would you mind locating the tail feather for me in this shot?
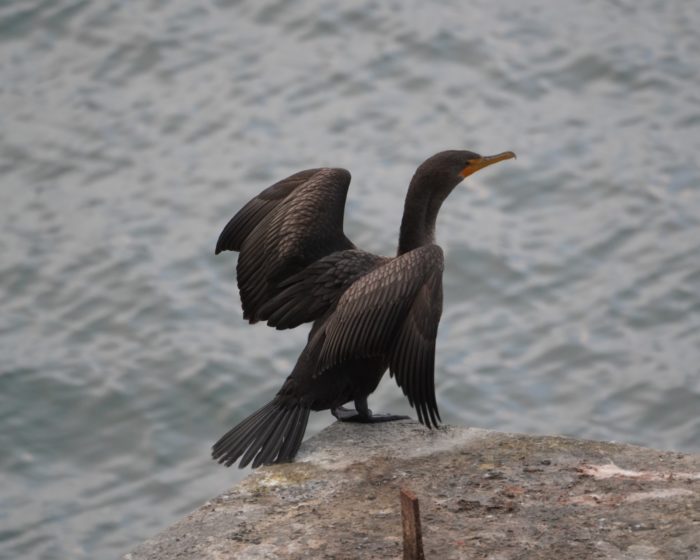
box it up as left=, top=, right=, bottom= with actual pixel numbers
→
left=240, top=410, right=286, bottom=467
left=278, top=407, right=310, bottom=460
left=213, top=404, right=277, bottom=457
left=212, top=401, right=310, bottom=468
left=254, top=411, right=292, bottom=466
left=213, top=406, right=277, bottom=467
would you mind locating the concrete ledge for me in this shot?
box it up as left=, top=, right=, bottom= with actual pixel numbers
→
left=125, top=421, right=700, bottom=559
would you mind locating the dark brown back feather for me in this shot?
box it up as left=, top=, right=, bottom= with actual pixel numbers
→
left=258, top=249, right=389, bottom=329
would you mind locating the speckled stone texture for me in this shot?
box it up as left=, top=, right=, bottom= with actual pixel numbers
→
left=125, top=421, right=700, bottom=560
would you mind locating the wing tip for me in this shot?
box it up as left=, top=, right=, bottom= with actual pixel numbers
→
left=214, top=234, right=229, bottom=254
left=215, top=230, right=238, bottom=255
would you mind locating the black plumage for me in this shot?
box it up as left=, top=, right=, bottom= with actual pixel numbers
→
left=212, top=149, right=515, bottom=468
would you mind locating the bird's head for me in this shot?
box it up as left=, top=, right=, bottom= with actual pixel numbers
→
left=400, top=149, right=516, bottom=253
left=416, top=149, right=517, bottom=188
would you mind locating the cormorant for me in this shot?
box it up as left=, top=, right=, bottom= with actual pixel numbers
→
left=212, top=149, right=515, bottom=468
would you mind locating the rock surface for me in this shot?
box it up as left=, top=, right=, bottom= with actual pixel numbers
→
left=125, top=421, right=700, bottom=560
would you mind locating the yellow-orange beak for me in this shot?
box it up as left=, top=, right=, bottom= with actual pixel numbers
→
left=460, top=151, right=516, bottom=178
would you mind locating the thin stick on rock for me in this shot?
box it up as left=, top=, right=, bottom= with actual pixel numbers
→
left=400, top=487, right=425, bottom=560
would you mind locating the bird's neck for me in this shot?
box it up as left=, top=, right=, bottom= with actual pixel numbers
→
left=397, top=170, right=454, bottom=255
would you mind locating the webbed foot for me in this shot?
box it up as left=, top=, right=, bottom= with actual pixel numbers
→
left=331, top=398, right=410, bottom=424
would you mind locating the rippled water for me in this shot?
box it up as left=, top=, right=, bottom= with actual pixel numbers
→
left=1, top=0, right=699, bottom=558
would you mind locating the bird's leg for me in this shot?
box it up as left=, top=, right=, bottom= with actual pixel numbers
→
left=331, top=405, right=359, bottom=421
left=332, top=397, right=410, bottom=423
left=355, top=397, right=410, bottom=422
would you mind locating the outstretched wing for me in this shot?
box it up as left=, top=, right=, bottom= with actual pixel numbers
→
left=389, top=264, right=443, bottom=428
left=216, top=168, right=322, bottom=254
left=316, top=244, right=444, bottom=427
left=216, top=168, right=354, bottom=324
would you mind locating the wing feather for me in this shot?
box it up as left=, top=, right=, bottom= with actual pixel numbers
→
left=257, top=250, right=388, bottom=329
left=215, top=168, right=354, bottom=323
left=216, top=168, right=322, bottom=254
left=389, top=269, right=443, bottom=427
left=318, top=246, right=442, bottom=368
left=314, top=245, right=444, bottom=427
